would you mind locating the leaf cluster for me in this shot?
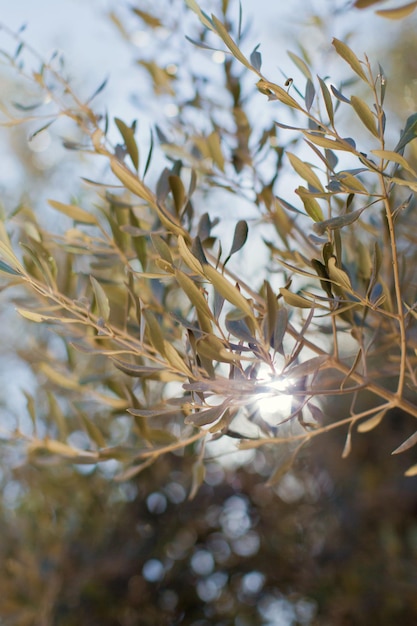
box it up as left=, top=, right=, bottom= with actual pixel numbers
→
left=0, top=1, right=417, bottom=488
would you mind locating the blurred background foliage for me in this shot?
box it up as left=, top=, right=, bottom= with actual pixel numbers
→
left=0, top=1, right=417, bottom=624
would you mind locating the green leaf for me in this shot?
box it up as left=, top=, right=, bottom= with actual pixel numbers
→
left=257, top=79, right=303, bottom=111
left=332, top=38, right=369, bottom=83
left=304, top=133, right=355, bottom=152
left=48, top=199, right=97, bottom=225
left=0, top=259, right=22, bottom=275
left=204, top=264, right=254, bottom=319
left=175, top=269, right=213, bottom=322
left=279, top=288, right=314, bottom=309
left=225, top=316, right=255, bottom=342
left=115, top=117, right=139, bottom=170
left=265, top=456, right=296, bottom=487
left=313, top=206, right=367, bottom=235
left=295, top=186, right=324, bottom=222
left=327, top=256, right=352, bottom=291
left=16, top=308, right=60, bottom=323
left=337, top=172, right=368, bottom=193
left=169, top=175, right=186, bottom=214
left=224, top=220, right=248, bottom=266
left=28, top=438, right=98, bottom=462
left=286, top=355, right=327, bottom=379
left=287, top=51, right=312, bottom=80
left=185, top=403, right=226, bottom=427
left=163, top=341, right=192, bottom=376
left=196, top=334, right=241, bottom=362
left=90, top=276, right=110, bottom=322
left=287, top=153, right=324, bottom=191
left=112, top=358, right=164, bottom=378
left=143, top=309, right=166, bottom=356
left=207, top=131, right=225, bottom=171
left=39, top=362, right=80, bottom=391
left=185, top=0, right=215, bottom=32
left=376, top=1, right=417, bottom=19
left=342, top=430, right=352, bottom=458
left=318, top=76, right=334, bottom=126
left=392, top=429, right=417, bottom=454
left=132, top=7, right=163, bottom=27
left=210, top=14, right=253, bottom=71
left=357, top=409, right=386, bottom=433
left=393, top=112, right=417, bottom=153
left=189, top=458, right=206, bottom=500
left=404, top=463, right=417, bottom=477
left=305, top=79, right=316, bottom=111
left=0, top=241, right=24, bottom=274
left=178, top=235, right=205, bottom=276
left=77, top=409, right=107, bottom=448
left=350, top=96, right=379, bottom=137
left=371, top=149, right=417, bottom=176
left=151, top=234, right=173, bottom=264
left=110, top=158, right=155, bottom=204
left=354, top=0, right=385, bottom=7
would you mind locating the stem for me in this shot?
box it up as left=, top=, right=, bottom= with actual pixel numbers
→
left=380, top=174, right=407, bottom=398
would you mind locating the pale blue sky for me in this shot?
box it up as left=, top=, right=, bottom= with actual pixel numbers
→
left=0, top=0, right=410, bottom=127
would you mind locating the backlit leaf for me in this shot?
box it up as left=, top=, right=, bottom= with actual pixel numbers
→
left=287, top=153, right=324, bottom=191
left=28, top=438, right=97, bottom=461
left=286, top=356, right=327, bottom=379
left=48, top=199, right=97, bottom=224
left=342, top=430, right=352, bottom=458
left=332, top=38, right=368, bottom=83
left=357, top=409, right=386, bottom=433
left=163, top=341, right=192, bottom=376
left=169, top=175, right=186, bottom=214
left=350, top=96, right=379, bottom=137
left=143, top=309, right=166, bottom=356
left=392, top=429, right=417, bottom=454
left=404, top=463, right=417, bottom=477
left=279, top=288, right=314, bottom=309
left=178, top=235, right=205, bottom=276
left=185, top=403, right=226, bottom=427
left=175, top=269, right=213, bottom=321
left=371, top=149, right=417, bottom=176
left=327, top=256, right=352, bottom=291
left=207, top=131, right=225, bottom=171
left=257, top=79, right=303, bottom=110
left=376, top=1, right=417, bottom=19
left=189, top=458, right=206, bottom=500
left=204, top=264, right=254, bottom=319
left=185, top=0, right=215, bottom=32
left=304, top=133, right=355, bottom=152
left=287, top=51, right=312, bottom=80
left=112, top=358, right=164, bottom=378
left=354, top=0, right=386, bottom=7
left=295, top=186, right=324, bottom=221
left=90, top=276, right=110, bottom=322
left=210, top=14, right=253, bottom=71
left=115, top=117, right=139, bottom=170
left=110, top=158, right=155, bottom=205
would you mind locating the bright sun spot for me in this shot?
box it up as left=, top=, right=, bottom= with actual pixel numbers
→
left=253, top=364, right=294, bottom=424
